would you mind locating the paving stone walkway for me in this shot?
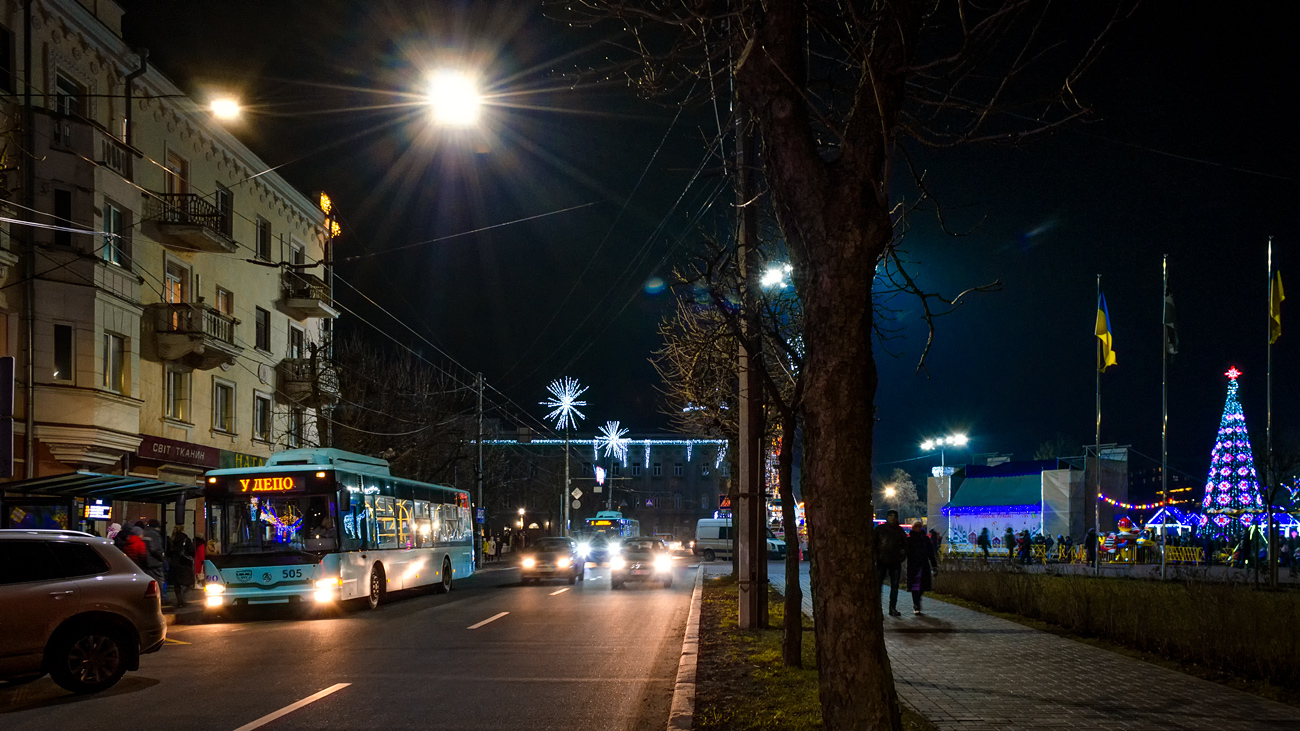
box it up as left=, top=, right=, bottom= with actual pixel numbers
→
left=767, top=561, right=1300, bottom=730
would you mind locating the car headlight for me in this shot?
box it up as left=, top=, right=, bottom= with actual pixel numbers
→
left=611, top=557, right=627, bottom=570
left=577, top=542, right=591, bottom=556
left=654, top=555, right=673, bottom=572
left=556, top=557, right=571, bottom=568
left=315, top=578, right=341, bottom=589
left=204, top=584, right=225, bottom=595
left=522, top=557, right=536, bottom=568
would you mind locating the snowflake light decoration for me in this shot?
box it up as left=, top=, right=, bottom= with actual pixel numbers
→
left=540, top=377, right=588, bottom=431
left=596, top=421, right=631, bottom=465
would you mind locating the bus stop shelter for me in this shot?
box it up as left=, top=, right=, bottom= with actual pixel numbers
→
left=1, top=472, right=200, bottom=535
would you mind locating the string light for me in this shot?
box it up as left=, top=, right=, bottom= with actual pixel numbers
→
left=540, top=377, right=588, bottom=431
left=595, top=421, right=631, bottom=465
left=942, top=504, right=1040, bottom=517
left=1098, top=494, right=1192, bottom=511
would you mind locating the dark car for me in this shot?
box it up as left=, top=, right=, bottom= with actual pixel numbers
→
left=611, top=538, right=674, bottom=589
left=520, top=537, right=585, bottom=585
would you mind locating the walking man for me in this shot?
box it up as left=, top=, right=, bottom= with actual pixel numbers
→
left=1004, top=526, right=1016, bottom=563
left=875, top=510, right=907, bottom=617
left=977, top=528, right=991, bottom=561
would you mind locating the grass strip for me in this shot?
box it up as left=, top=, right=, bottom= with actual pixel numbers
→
left=694, top=575, right=936, bottom=731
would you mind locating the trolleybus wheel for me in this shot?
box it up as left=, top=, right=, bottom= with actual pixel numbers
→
left=434, top=557, right=453, bottom=594
left=366, top=565, right=385, bottom=610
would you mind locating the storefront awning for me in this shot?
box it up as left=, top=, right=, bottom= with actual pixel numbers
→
left=2, top=472, right=200, bottom=503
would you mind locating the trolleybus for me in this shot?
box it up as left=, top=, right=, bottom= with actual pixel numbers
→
left=200, top=448, right=473, bottom=611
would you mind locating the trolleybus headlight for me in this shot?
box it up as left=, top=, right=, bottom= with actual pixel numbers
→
left=522, top=557, right=536, bottom=569
left=205, top=584, right=225, bottom=595
left=654, top=555, right=673, bottom=572
left=206, top=595, right=223, bottom=607
left=315, top=578, right=342, bottom=589
left=314, top=590, right=334, bottom=603
left=577, top=542, right=591, bottom=557
left=610, top=557, right=627, bottom=570
left=556, top=557, right=571, bottom=569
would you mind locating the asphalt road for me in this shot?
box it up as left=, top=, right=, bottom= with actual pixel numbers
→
left=0, top=561, right=694, bottom=731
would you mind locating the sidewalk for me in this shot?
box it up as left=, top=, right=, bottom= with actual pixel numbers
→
left=767, top=561, right=1300, bottom=730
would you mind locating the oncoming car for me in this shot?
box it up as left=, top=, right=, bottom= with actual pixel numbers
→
left=610, top=538, right=674, bottom=589
left=520, top=537, right=585, bottom=584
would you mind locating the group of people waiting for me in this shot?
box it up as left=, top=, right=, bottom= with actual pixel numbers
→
left=108, top=520, right=207, bottom=608
left=873, top=510, right=940, bottom=616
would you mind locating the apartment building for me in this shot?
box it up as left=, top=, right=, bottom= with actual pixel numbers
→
left=0, top=0, right=337, bottom=531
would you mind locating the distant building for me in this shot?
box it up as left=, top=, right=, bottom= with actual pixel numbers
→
left=0, top=0, right=337, bottom=534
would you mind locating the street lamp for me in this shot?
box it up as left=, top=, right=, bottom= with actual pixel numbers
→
left=920, top=433, right=969, bottom=475
left=760, top=263, right=793, bottom=289
left=210, top=97, right=240, bottom=120
left=428, top=70, right=482, bottom=127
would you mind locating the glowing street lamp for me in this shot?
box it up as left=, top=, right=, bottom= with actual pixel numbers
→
left=884, top=486, right=897, bottom=499
left=210, top=97, right=241, bottom=120
left=760, top=263, right=794, bottom=289
left=920, top=433, right=969, bottom=476
left=428, top=71, right=482, bottom=127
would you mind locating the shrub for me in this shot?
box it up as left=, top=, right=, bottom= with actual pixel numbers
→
left=934, top=563, right=1300, bottom=688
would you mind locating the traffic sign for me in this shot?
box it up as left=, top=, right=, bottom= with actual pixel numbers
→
left=571, top=488, right=583, bottom=500
left=571, top=500, right=581, bottom=509
left=475, top=508, right=485, bottom=524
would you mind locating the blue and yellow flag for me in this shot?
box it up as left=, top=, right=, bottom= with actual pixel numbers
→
left=1270, top=270, right=1284, bottom=345
left=1096, top=293, right=1117, bottom=372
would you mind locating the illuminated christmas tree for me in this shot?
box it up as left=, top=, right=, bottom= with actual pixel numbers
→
left=1201, top=367, right=1265, bottom=537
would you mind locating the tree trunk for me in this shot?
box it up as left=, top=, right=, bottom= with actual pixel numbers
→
left=736, top=0, right=916, bottom=726
left=777, top=409, right=803, bottom=667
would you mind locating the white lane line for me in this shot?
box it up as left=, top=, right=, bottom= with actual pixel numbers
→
left=549, top=587, right=571, bottom=596
left=231, top=683, right=350, bottom=731
left=467, top=611, right=510, bottom=629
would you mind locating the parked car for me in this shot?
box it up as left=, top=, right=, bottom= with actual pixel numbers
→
left=519, top=537, right=585, bottom=584
left=0, top=529, right=166, bottom=694
left=611, top=538, right=674, bottom=589
left=693, top=518, right=787, bottom=562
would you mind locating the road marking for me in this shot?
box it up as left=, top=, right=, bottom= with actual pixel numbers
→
left=231, top=683, right=350, bottom=731
left=163, top=638, right=191, bottom=645
left=467, top=611, right=509, bottom=629
left=549, top=587, right=571, bottom=595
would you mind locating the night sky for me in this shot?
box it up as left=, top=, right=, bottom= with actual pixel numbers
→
left=120, top=2, right=1297, bottom=500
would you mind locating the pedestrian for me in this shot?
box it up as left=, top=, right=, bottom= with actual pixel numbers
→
left=193, top=535, right=207, bottom=586
left=119, top=523, right=148, bottom=570
left=1018, top=531, right=1032, bottom=565
left=905, top=522, right=939, bottom=615
left=874, top=509, right=907, bottom=617
left=138, top=519, right=167, bottom=588
left=1044, top=533, right=1055, bottom=562
left=1004, top=526, right=1016, bottom=562
left=928, top=529, right=943, bottom=558
left=493, top=534, right=502, bottom=561
left=977, top=528, right=991, bottom=561
left=107, top=522, right=122, bottom=541
left=1086, top=528, right=1098, bottom=565
left=483, top=535, right=492, bottom=560
left=167, top=527, right=195, bottom=608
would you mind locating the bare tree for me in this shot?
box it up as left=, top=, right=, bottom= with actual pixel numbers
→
left=559, top=1, right=1128, bottom=725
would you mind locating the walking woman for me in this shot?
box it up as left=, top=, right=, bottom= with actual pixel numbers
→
left=905, top=522, right=939, bottom=615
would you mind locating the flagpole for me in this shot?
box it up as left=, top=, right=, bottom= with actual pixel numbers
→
left=1095, top=273, right=1102, bottom=576
left=1161, top=255, right=1169, bottom=580
left=1267, top=237, right=1276, bottom=588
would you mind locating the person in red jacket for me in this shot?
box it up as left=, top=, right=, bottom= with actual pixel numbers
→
left=193, top=535, right=207, bottom=584
left=119, top=523, right=148, bottom=569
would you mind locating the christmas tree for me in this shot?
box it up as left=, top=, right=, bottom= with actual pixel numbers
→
left=1200, top=367, right=1265, bottom=537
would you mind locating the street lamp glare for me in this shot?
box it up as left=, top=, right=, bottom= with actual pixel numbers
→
left=884, top=486, right=897, bottom=498
left=951, top=433, right=969, bottom=446
left=920, top=440, right=935, bottom=451
left=210, top=98, right=240, bottom=120
left=518, top=507, right=525, bottom=516
left=429, top=71, right=482, bottom=127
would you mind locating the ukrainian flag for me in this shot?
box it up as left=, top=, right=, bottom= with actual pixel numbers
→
left=1270, top=270, right=1284, bottom=345
left=1096, top=293, right=1117, bottom=372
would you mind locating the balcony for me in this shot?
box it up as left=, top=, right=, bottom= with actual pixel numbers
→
left=282, top=270, right=339, bottom=319
left=142, top=193, right=237, bottom=254
left=148, top=302, right=242, bottom=370
left=277, top=357, right=340, bottom=409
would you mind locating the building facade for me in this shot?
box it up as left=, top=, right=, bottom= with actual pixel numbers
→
left=0, top=0, right=336, bottom=533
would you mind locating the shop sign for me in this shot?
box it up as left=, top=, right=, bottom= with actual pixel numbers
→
left=137, top=435, right=219, bottom=468
left=220, top=450, right=267, bottom=469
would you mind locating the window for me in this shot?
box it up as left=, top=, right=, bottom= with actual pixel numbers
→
left=53, top=324, right=73, bottom=382
left=0, top=24, right=13, bottom=94
left=288, top=325, right=304, bottom=359
left=612, top=463, right=622, bottom=476
left=213, top=380, right=234, bottom=433
left=55, top=73, right=83, bottom=116
left=290, top=242, right=306, bottom=266
left=215, top=287, right=234, bottom=316
left=165, top=369, right=188, bottom=421
left=214, top=184, right=233, bottom=236
left=164, top=261, right=189, bottom=303
left=48, top=541, right=110, bottom=578
left=253, top=392, right=273, bottom=442
left=632, top=464, right=642, bottom=477
left=287, top=407, right=306, bottom=447
left=673, top=493, right=683, bottom=510
left=582, top=463, right=592, bottom=476
left=701, top=464, right=711, bottom=477
left=721, top=462, right=730, bottom=476
left=652, top=463, right=662, bottom=477
left=0, top=542, right=60, bottom=584
left=101, top=202, right=126, bottom=266
left=255, top=308, right=271, bottom=351
left=164, top=152, right=188, bottom=196
left=673, top=463, right=683, bottom=477
left=101, top=333, right=124, bottom=393
left=701, top=495, right=709, bottom=510
left=53, top=189, right=73, bottom=247
left=256, top=217, right=272, bottom=260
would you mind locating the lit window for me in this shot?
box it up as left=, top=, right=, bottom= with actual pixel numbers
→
left=165, top=369, right=188, bottom=421
left=216, top=287, right=234, bottom=317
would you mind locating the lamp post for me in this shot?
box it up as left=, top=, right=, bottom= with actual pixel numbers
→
left=920, top=434, right=969, bottom=509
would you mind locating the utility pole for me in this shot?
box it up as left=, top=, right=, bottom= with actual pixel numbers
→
left=22, top=0, right=36, bottom=479
left=736, top=104, right=766, bottom=629
left=476, top=373, right=485, bottom=565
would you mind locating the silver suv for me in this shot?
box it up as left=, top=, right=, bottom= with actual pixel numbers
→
left=0, top=529, right=167, bottom=693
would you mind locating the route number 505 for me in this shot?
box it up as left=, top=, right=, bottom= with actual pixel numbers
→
left=281, top=568, right=303, bottom=579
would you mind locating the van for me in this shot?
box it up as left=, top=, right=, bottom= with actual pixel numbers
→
left=694, top=518, right=787, bottom=562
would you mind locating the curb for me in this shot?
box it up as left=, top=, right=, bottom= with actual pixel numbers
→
left=667, top=564, right=705, bottom=731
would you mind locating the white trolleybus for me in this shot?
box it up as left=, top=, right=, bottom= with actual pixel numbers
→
left=200, top=448, right=474, bottom=612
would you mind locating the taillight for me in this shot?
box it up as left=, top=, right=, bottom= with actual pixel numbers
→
left=145, top=580, right=159, bottom=598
